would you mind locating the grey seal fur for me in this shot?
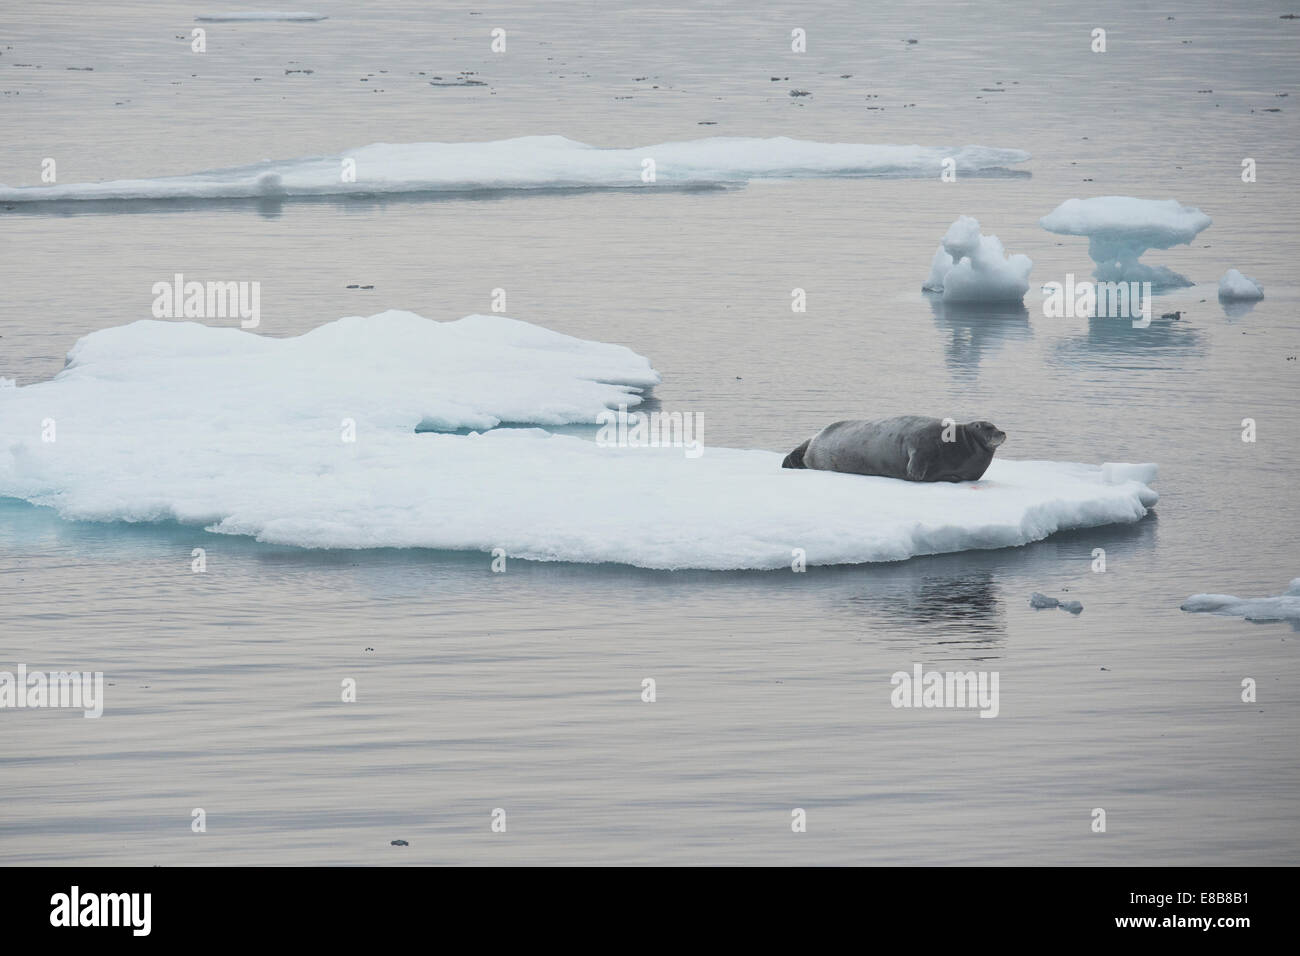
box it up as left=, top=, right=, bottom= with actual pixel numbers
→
left=782, top=416, right=1006, bottom=482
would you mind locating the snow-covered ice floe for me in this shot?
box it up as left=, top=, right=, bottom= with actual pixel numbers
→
left=0, top=136, right=1029, bottom=203
left=195, top=11, right=327, bottom=21
left=922, top=215, right=1032, bottom=304
left=1181, top=579, right=1300, bottom=625
left=0, top=312, right=1157, bottom=570
left=1039, top=196, right=1212, bottom=289
left=1217, top=268, right=1264, bottom=300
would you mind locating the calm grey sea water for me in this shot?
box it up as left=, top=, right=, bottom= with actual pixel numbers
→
left=1, top=1, right=1297, bottom=864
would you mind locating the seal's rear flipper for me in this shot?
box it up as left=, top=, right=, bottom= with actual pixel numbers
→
left=782, top=439, right=810, bottom=469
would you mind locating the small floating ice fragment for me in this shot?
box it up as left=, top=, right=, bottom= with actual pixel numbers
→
left=1181, top=579, right=1300, bottom=624
left=1217, top=268, right=1264, bottom=300
left=1029, top=593, right=1083, bottom=614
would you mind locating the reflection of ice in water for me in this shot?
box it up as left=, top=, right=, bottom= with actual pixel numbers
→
left=851, top=569, right=1005, bottom=639
left=839, top=517, right=1158, bottom=661
left=1053, top=311, right=1204, bottom=368
left=1220, top=298, right=1261, bottom=320
left=926, top=295, right=1032, bottom=382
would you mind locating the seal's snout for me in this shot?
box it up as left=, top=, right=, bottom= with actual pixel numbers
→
left=970, top=421, right=1005, bottom=448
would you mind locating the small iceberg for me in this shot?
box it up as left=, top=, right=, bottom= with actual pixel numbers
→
left=1217, top=268, right=1264, bottom=300
left=1039, top=196, right=1212, bottom=289
left=1181, top=579, right=1300, bottom=625
left=922, top=215, right=1032, bottom=304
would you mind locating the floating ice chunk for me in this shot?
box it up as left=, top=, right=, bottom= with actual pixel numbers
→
left=0, top=314, right=1157, bottom=570
left=1217, top=268, right=1264, bottom=300
left=1181, top=579, right=1300, bottom=624
left=0, top=137, right=1029, bottom=203
left=1029, top=593, right=1084, bottom=614
left=195, top=11, right=327, bottom=21
left=1039, top=197, right=1212, bottom=289
left=921, top=216, right=1033, bottom=304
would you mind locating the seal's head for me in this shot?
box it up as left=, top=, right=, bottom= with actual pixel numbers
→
left=967, top=421, right=1006, bottom=449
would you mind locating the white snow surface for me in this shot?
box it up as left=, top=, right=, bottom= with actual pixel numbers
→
left=1101, top=462, right=1159, bottom=486
left=0, top=136, right=1029, bottom=202
left=1039, top=196, right=1212, bottom=288
left=1181, top=579, right=1300, bottom=624
left=922, top=215, right=1032, bottom=303
left=0, top=313, right=1158, bottom=570
left=1217, top=269, right=1264, bottom=300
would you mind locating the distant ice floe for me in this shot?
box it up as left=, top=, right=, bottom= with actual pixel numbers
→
left=1039, top=197, right=1212, bottom=289
left=195, top=11, right=327, bottom=21
left=1217, top=268, right=1264, bottom=300
left=1181, top=579, right=1300, bottom=625
left=0, top=312, right=1157, bottom=570
left=922, top=215, right=1032, bottom=304
left=0, top=136, right=1029, bottom=203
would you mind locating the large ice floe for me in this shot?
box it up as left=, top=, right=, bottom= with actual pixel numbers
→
left=1181, top=579, right=1300, bottom=625
left=1039, top=197, right=1212, bottom=289
left=0, top=136, right=1028, bottom=203
left=0, top=312, right=1157, bottom=570
left=922, top=215, right=1033, bottom=303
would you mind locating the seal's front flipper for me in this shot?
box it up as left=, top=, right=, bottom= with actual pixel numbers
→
left=905, top=447, right=926, bottom=481
left=782, top=439, right=810, bottom=469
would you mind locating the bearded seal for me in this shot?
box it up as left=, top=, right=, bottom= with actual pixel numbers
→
left=781, top=416, right=1006, bottom=482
